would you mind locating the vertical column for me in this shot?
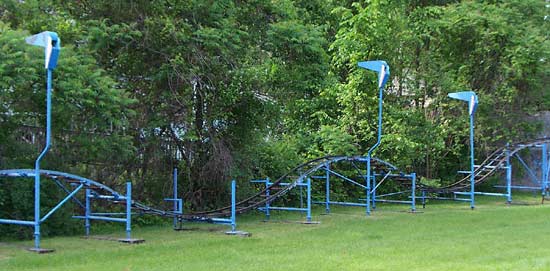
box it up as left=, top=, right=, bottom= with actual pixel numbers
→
left=325, top=164, right=330, bottom=214
left=265, top=178, right=270, bottom=220
left=411, top=173, right=416, bottom=212
left=506, top=147, right=512, bottom=204
left=85, top=188, right=91, bottom=236
left=469, top=113, right=475, bottom=210
left=306, top=177, right=312, bottom=223
left=173, top=168, right=178, bottom=229
left=542, top=144, right=548, bottom=197
left=33, top=69, right=54, bottom=250
left=366, top=158, right=371, bottom=216
left=372, top=171, right=377, bottom=210
left=34, top=174, right=40, bottom=249
left=33, top=168, right=41, bottom=250
left=125, top=182, right=132, bottom=240
left=300, top=181, right=304, bottom=208
left=231, top=180, right=236, bottom=232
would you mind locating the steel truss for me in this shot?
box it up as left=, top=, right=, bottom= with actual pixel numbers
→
left=250, top=156, right=417, bottom=222
left=418, top=138, right=550, bottom=205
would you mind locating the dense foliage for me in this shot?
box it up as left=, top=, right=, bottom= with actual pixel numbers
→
left=0, top=0, right=548, bottom=237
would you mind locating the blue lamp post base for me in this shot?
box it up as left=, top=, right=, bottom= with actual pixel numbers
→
left=225, top=230, right=251, bottom=237
left=27, top=247, right=54, bottom=254
left=117, top=238, right=145, bottom=244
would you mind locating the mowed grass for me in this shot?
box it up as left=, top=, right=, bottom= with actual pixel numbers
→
left=1, top=194, right=550, bottom=271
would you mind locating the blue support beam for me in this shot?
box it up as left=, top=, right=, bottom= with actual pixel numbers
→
left=265, top=178, right=270, bottom=220
left=376, top=191, right=409, bottom=198
left=411, top=173, right=416, bottom=212
left=366, top=160, right=371, bottom=216
left=542, top=144, right=548, bottom=197
left=327, top=168, right=367, bottom=189
left=455, top=191, right=509, bottom=197
left=25, top=31, right=61, bottom=251
left=126, top=182, right=132, bottom=240
left=372, top=171, right=376, bottom=210
left=325, top=164, right=330, bottom=214
left=52, top=179, right=85, bottom=209
left=225, top=179, right=250, bottom=236
left=306, top=178, right=311, bottom=222
left=231, top=180, right=236, bottom=231
left=257, top=176, right=314, bottom=223
left=164, top=168, right=183, bottom=229
left=358, top=60, right=390, bottom=217
left=469, top=113, right=475, bottom=209
left=514, top=153, right=539, bottom=183
left=0, top=219, right=35, bottom=226
left=448, top=90, right=478, bottom=210
left=85, top=188, right=91, bottom=235
left=259, top=207, right=308, bottom=212
left=41, top=184, right=83, bottom=223
left=173, top=168, right=178, bottom=228
left=314, top=201, right=367, bottom=207
left=74, top=215, right=127, bottom=223
left=506, top=148, right=512, bottom=203
left=494, top=185, right=543, bottom=190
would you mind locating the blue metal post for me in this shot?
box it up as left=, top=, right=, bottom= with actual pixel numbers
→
left=506, top=147, right=512, bottom=204
left=231, top=180, right=236, bottom=232
left=366, top=160, right=371, bottom=216
left=173, top=168, right=178, bottom=228
left=325, top=164, right=330, bottom=214
left=306, top=177, right=312, bottom=222
left=469, top=113, right=475, bottom=210
left=448, top=91, right=478, bottom=209
left=265, top=178, right=270, bottom=220
left=542, top=144, right=548, bottom=197
left=365, top=78, right=384, bottom=215
left=85, top=188, right=91, bottom=235
left=24, top=31, right=60, bottom=251
left=126, top=182, right=132, bottom=240
left=411, top=173, right=416, bottom=212
left=358, top=61, right=389, bottom=216
left=372, top=171, right=377, bottom=210
left=300, top=182, right=304, bottom=208
left=32, top=69, right=53, bottom=249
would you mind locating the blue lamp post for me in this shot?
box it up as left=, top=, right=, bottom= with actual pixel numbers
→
left=448, top=91, right=478, bottom=210
left=25, top=31, right=61, bottom=250
left=358, top=60, right=390, bottom=216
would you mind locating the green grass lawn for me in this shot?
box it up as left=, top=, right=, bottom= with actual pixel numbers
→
left=1, top=194, right=550, bottom=271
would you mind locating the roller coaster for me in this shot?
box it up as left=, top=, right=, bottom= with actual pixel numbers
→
left=2, top=137, right=549, bottom=249
left=420, top=137, right=550, bottom=195
left=2, top=33, right=548, bottom=253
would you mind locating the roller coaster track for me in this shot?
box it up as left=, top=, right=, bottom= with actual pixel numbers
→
left=420, top=137, right=550, bottom=193
left=0, top=156, right=398, bottom=221
left=2, top=138, right=547, bottom=221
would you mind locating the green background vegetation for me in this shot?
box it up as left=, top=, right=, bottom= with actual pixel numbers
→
left=0, top=0, right=549, bottom=238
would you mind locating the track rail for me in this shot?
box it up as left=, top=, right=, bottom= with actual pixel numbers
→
left=2, top=137, right=547, bottom=220
left=421, top=137, right=550, bottom=193
left=0, top=156, right=398, bottom=220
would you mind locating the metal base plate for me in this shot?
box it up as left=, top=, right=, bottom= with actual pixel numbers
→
left=407, top=210, right=423, bottom=214
left=301, top=221, right=321, bottom=225
left=117, top=238, right=145, bottom=244
left=27, top=247, right=55, bottom=254
left=225, top=230, right=251, bottom=237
